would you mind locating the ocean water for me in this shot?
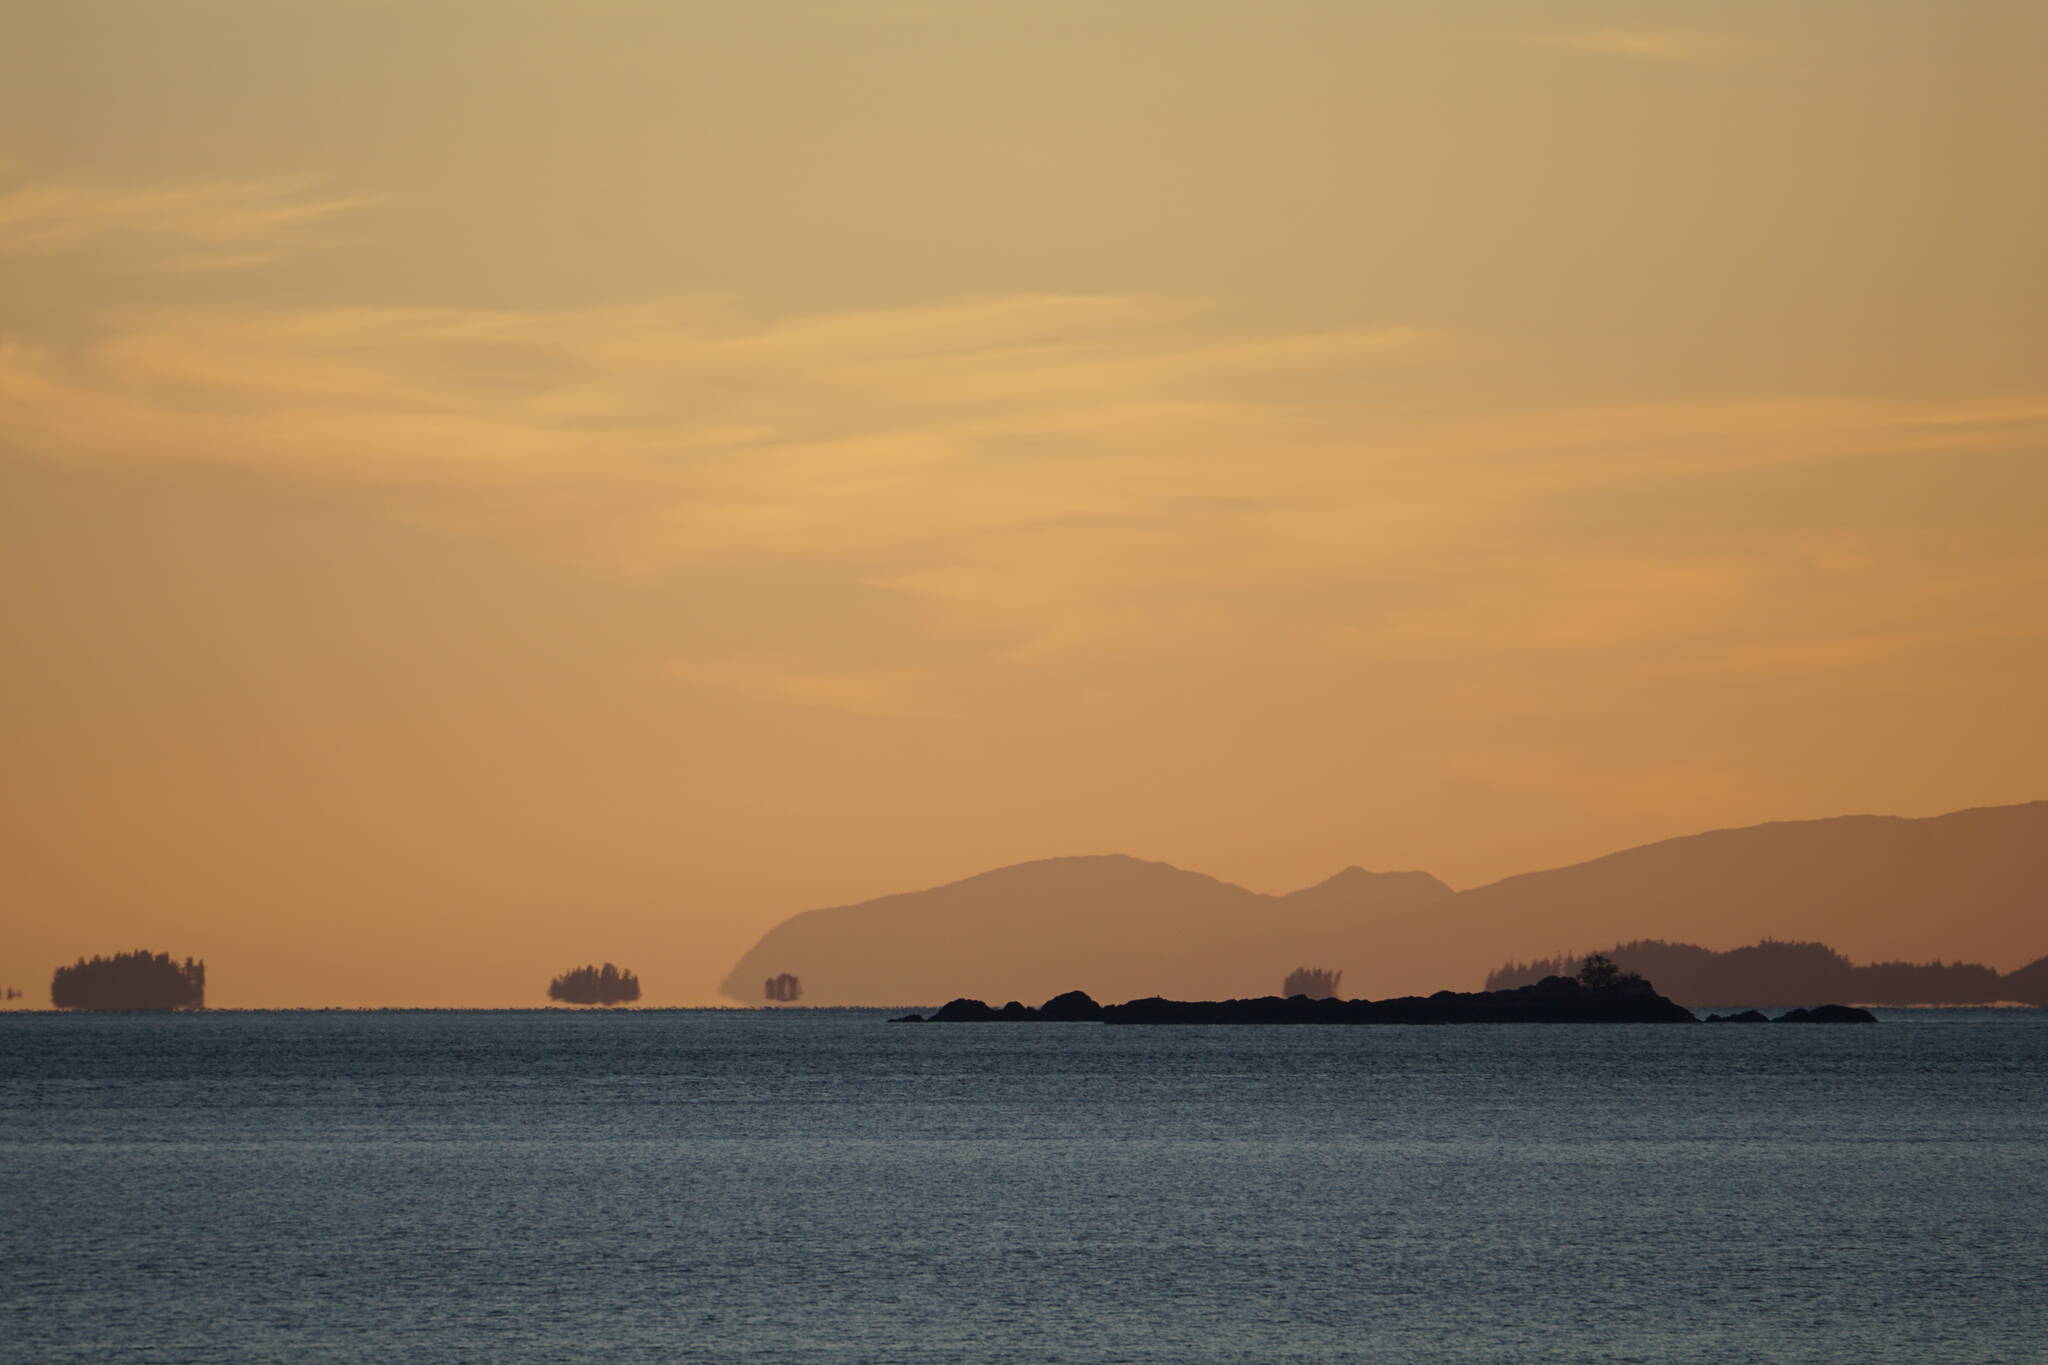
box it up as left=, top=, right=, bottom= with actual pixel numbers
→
left=1, top=1009, right=2043, bottom=1364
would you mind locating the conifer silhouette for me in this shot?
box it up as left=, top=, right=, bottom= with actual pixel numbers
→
left=1283, top=966, right=1343, bottom=999
left=1575, top=954, right=1623, bottom=989
left=547, top=963, right=642, bottom=1005
left=51, top=951, right=205, bottom=1010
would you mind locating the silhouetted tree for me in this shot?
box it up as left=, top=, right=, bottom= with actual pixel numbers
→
left=547, top=963, right=641, bottom=1005
left=764, top=972, right=802, bottom=1003
left=1576, top=954, right=1622, bottom=990
left=51, top=951, right=205, bottom=1010
left=1283, top=966, right=1343, bottom=999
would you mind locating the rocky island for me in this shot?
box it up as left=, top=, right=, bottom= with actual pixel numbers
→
left=1704, top=1005, right=1878, bottom=1023
left=894, top=972, right=1881, bottom=1025
left=51, top=950, right=206, bottom=1011
left=897, top=972, right=1706, bottom=1025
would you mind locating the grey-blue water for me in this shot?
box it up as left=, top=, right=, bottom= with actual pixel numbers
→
left=2, top=1010, right=2043, bottom=1364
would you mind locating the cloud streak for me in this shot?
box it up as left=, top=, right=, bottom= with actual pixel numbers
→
left=665, top=659, right=936, bottom=717
left=1484, top=28, right=1749, bottom=66
left=3, top=293, right=2042, bottom=711
left=0, top=168, right=378, bottom=268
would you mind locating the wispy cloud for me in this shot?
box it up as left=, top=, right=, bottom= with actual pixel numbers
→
left=0, top=169, right=379, bottom=268
left=665, top=659, right=936, bottom=717
left=2, top=293, right=2041, bottom=713
left=1484, top=28, right=1749, bottom=67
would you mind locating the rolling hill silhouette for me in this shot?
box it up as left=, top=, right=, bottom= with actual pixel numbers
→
left=1333, top=801, right=2048, bottom=999
left=718, top=856, right=1450, bottom=1006
left=1485, top=938, right=2048, bottom=1007
left=721, top=801, right=2046, bottom=1005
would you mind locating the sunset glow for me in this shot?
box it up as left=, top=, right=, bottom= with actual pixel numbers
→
left=4, top=0, right=2043, bottom=1006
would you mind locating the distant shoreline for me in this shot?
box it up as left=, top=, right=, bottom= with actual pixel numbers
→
left=0, top=1004, right=944, bottom=1016
left=3, top=1002, right=2041, bottom=1017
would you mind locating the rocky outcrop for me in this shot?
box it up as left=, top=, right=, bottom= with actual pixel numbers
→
left=1774, top=1004, right=1878, bottom=1023
left=1038, top=989, right=1106, bottom=1021
left=927, top=998, right=996, bottom=1021
left=1703, top=1005, right=1877, bottom=1022
left=907, top=975, right=1699, bottom=1025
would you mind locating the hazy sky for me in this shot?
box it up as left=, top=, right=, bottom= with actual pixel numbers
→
left=4, top=0, right=2044, bottom=1005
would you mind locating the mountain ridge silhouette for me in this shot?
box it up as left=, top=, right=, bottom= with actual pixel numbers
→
left=1337, top=800, right=2048, bottom=998
left=720, top=855, right=1452, bottom=1006
left=720, top=801, right=2046, bottom=1005
left=1485, top=937, right=2048, bottom=1008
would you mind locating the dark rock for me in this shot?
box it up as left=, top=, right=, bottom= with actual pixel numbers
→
left=1089, top=975, right=1697, bottom=1025
left=1775, top=1004, right=1878, bottom=1023
left=1704, top=1010, right=1771, bottom=1023
left=1037, top=990, right=1104, bottom=1021
left=915, top=975, right=1700, bottom=1025
left=888, top=1013, right=925, bottom=1023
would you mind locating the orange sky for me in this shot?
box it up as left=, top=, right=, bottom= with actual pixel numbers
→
left=4, top=0, right=2044, bottom=1006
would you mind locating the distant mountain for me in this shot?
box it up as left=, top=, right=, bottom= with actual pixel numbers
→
left=1484, top=939, right=2044, bottom=1007
left=718, top=855, right=1452, bottom=1006
left=1333, top=802, right=2048, bottom=999
left=2003, top=953, right=2048, bottom=1004
left=721, top=801, right=2047, bottom=1006
left=1279, top=866, right=1452, bottom=916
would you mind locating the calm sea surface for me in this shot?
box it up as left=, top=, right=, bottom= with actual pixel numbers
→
left=2, top=1009, right=2043, bottom=1363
